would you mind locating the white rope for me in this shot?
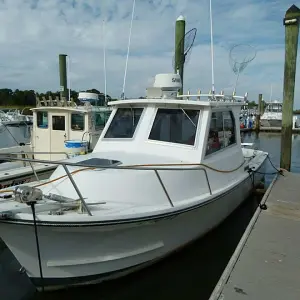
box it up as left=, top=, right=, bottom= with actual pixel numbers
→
left=122, top=0, right=136, bottom=99
left=102, top=19, right=107, bottom=105
left=209, top=0, right=215, bottom=96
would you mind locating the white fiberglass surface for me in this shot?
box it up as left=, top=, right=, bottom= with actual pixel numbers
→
left=0, top=147, right=266, bottom=223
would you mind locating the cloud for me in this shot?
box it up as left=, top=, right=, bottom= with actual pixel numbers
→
left=0, top=0, right=298, bottom=106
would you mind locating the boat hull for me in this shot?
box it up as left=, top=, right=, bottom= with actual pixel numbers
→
left=0, top=164, right=266, bottom=291
left=260, top=119, right=282, bottom=128
left=0, top=167, right=55, bottom=190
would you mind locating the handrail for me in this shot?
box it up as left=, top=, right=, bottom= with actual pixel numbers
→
left=0, top=152, right=70, bottom=159
left=176, top=93, right=248, bottom=103
left=0, top=156, right=214, bottom=213
left=0, top=156, right=231, bottom=172
left=154, top=170, right=174, bottom=207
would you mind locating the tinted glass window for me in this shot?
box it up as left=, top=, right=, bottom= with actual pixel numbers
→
left=95, top=111, right=111, bottom=130
left=149, top=108, right=200, bottom=145
left=37, top=112, right=48, bottom=129
left=71, top=113, right=84, bottom=131
left=206, top=111, right=236, bottom=156
left=52, top=116, right=65, bottom=131
left=104, top=108, right=143, bottom=138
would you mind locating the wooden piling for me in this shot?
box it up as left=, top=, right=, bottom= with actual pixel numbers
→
left=255, top=93, right=262, bottom=132
left=59, top=54, right=68, bottom=101
left=174, top=16, right=186, bottom=95
left=280, top=5, right=300, bottom=171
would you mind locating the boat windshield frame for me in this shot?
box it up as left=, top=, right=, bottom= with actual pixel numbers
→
left=103, top=107, right=145, bottom=140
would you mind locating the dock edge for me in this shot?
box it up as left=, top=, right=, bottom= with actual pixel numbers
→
left=208, top=173, right=280, bottom=300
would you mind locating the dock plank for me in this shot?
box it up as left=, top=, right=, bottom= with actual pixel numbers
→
left=209, top=171, right=300, bottom=300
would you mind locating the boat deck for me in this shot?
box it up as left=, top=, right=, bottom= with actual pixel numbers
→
left=209, top=170, right=300, bottom=300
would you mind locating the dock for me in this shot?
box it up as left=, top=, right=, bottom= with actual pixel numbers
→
left=209, top=170, right=300, bottom=300
left=240, top=127, right=300, bottom=133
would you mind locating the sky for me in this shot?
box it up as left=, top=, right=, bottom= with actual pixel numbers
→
left=0, top=0, right=299, bottom=106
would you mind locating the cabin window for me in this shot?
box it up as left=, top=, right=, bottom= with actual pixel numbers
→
left=206, top=111, right=236, bottom=156
left=95, top=111, right=111, bottom=130
left=149, top=108, right=200, bottom=145
left=52, top=116, right=65, bottom=131
left=71, top=113, right=85, bottom=131
left=37, top=111, right=48, bottom=129
left=265, top=103, right=282, bottom=113
left=104, top=108, right=143, bottom=138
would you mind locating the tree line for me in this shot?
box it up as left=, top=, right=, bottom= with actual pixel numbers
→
left=1, top=89, right=299, bottom=113
left=0, top=88, right=114, bottom=107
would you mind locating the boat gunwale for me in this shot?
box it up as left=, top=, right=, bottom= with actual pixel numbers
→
left=0, top=155, right=267, bottom=227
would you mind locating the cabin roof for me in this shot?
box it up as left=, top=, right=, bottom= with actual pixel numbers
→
left=107, top=98, right=245, bottom=107
left=31, top=106, right=111, bottom=113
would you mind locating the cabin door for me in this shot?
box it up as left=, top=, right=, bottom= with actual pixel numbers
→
left=50, top=113, right=69, bottom=160
left=34, top=111, right=51, bottom=160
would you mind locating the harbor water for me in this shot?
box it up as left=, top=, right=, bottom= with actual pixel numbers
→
left=0, top=131, right=299, bottom=299
left=0, top=124, right=31, bottom=148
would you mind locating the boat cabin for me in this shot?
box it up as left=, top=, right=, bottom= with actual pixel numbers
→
left=264, top=101, right=282, bottom=114
left=31, top=95, right=111, bottom=161
left=93, top=74, right=247, bottom=170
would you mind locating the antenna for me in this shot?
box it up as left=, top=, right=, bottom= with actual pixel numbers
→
left=121, top=0, right=136, bottom=99
left=269, top=84, right=273, bottom=102
left=67, top=55, right=71, bottom=101
left=102, top=19, right=107, bottom=106
left=209, top=0, right=215, bottom=96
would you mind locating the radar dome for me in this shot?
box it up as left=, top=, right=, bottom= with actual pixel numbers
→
left=153, top=74, right=182, bottom=91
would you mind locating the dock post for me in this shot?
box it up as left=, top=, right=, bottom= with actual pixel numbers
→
left=59, top=54, right=68, bottom=101
left=280, top=5, right=300, bottom=171
left=255, top=93, right=262, bottom=133
left=175, top=16, right=186, bottom=95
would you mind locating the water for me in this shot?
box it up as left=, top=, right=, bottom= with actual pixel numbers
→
left=1, top=131, right=299, bottom=299
left=241, top=131, right=300, bottom=175
left=0, top=124, right=31, bottom=148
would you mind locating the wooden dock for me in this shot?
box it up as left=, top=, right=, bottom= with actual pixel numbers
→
left=240, top=127, right=300, bottom=133
left=209, top=170, right=300, bottom=300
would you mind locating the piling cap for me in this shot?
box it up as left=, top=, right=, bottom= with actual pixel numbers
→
left=285, top=4, right=300, bottom=18
left=176, top=15, right=185, bottom=21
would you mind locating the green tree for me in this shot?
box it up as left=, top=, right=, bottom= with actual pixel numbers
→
left=0, top=88, right=112, bottom=107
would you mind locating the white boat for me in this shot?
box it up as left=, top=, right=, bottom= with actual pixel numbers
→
left=260, top=100, right=282, bottom=128
left=0, top=73, right=268, bottom=291
left=0, top=94, right=112, bottom=189
left=0, top=109, right=33, bottom=126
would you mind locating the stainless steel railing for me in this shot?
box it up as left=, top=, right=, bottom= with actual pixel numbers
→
left=0, top=156, right=212, bottom=216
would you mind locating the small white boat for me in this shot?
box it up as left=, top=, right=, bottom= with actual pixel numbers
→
left=260, top=100, right=282, bottom=128
left=0, top=94, right=111, bottom=189
left=0, top=109, right=33, bottom=126
left=0, top=73, right=268, bottom=290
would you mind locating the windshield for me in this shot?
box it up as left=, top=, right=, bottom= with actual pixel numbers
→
left=104, top=108, right=144, bottom=138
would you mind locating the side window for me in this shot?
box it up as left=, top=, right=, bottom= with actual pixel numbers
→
left=206, top=111, right=236, bottom=156
left=223, top=111, right=236, bottom=146
left=71, top=113, right=84, bottom=131
left=104, top=108, right=143, bottom=138
left=95, top=113, right=103, bottom=130
left=37, top=111, right=48, bottom=128
left=95, top=111, right=111, bottom=130
left=52, top=116, right=65, bottom=131
left=149, top=109, right=200, bottom=145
